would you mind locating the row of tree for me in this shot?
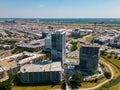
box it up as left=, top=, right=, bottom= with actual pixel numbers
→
left=101, top=50, right=120, bottom=60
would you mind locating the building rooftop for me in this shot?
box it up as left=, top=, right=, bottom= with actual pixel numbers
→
left=0, top=67, right=5, bottom=72
left=80, top=43, right=100, bottom=48
left=55, top=29, right=66, bottom=34
left=17, top=39, right=45, bottom=48
left=20, top=62, right=63, bottom=73
left=0, top=52, right=46, bottom=71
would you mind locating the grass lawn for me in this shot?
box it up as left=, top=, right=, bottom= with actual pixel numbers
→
left=100, top=57, right=120, bottom=80
left=12, top=85, right=61, bottom=90
left=81, top=34, right=99, bottom=42
left=80, top=77, right=107, bottom=88
left=110, top=83, right=120, bottom=90
left=109, top=58, right=120, bottom=69
left=104, top=53, right=120, bottom=68
left=12, top=86, right=51, bottom=90
left=102, top=57, right=120, bottom=90
left=98, top=57, right=120, bottom=89
left=66, top=57, right=79, bottom=61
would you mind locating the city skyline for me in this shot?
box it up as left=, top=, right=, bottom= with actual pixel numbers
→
left=0, top=0, right=120, bottom=18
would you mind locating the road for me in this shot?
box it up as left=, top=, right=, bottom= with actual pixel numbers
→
left=65, top=79, right=69, bottom=90
left=77, top=60, right=114, bottom=90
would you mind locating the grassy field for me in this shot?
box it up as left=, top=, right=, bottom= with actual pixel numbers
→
left=103, top=57, right=120, bottom=90
left=81, top=34, right=99, bottom=42
left=100, top=57, right=120, bottom=80
left=12, top=86, right=51, bottom=90
left=99, top=57, right=120, bottom=89
left=80, top=78, right=107, bottom=88
left=110, top=83, right=120, bottom=90
left=109, top=58, right=120, bottom=69
left=12, top=85, right=61, bottom=90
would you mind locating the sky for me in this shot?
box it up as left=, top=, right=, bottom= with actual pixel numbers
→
left=0, top=0, right=120, bottom=18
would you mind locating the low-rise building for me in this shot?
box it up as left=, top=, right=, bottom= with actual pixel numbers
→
left=71, top=28, right=93, bottom=38
left=17, top=39, right=45, bottom=52
left=71, top=28, right=80, bottom=37
left=94, top=33, right=120, bottom=45
left=0, top=52, right=47, bottom=80
left=20, top=62, right=64, bottom=84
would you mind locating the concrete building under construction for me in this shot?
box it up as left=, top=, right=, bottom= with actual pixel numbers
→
left=20, top=62, right=64, bottom=84
left=79, top=44, right=100, bottom=72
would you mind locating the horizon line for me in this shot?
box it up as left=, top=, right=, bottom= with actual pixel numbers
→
left=1, top=17, right=120, bottom=19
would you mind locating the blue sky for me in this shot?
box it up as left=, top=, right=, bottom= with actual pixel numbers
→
left=0, top=0, right=120, bottom=18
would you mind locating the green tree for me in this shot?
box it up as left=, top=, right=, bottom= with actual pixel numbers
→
left=66, top=74, right=70, bottom=85
left=104, top=72, right=111, bottom=79
left=0, top=74, right=16, bottom=90
left=72, top=74, right=83, bottom=86
left=107, top=55, right=112, bottom=59
left=118, top=57, right=120, bottom=60
left=71, top=42, right=77, bottom=51
left=110, top=51, right=115, bottom=56
left=94, top=78, right=98, bottom=82
left=46, top=53, right=51, bottom=60
left=0, top=46, right=4, bottom=50
left=100, top=50, right=107, bottom=56
left=114, top=55, right=118, bottom=59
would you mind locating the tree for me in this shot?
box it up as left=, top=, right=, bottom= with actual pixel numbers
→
left=100, top=22, right=104, bottom=24
left=71, top=42, right=78, bottom=51
left=94, top=78, right=98, bottom=82
left=104, top=72, right=111, bottom=79
left=118, top=57, right=120, bottom=60
left=100, top=50, right=107, bottom=56
left=72, top=74, right=83, bottom=86
left=12, top=47, right=24, bottom=54
left=110, top=51, right=115, bottom=56
left=0, top=46, right=4, bottom=50
left=46, top=53, right=51, bottom=60
left=107, top=55, right=112, bottom=59
left=114, top=55, right=118, bottom=59
left=66, top=74, right=70, bottom=85
left=0, top=74, right=16, bottom=90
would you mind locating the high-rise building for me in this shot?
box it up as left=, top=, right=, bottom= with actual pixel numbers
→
left=51, top=30, right=66, bottom=65
left=45, top=36, right=51, bottom=52
left=79, top=44, right=100, bottom=71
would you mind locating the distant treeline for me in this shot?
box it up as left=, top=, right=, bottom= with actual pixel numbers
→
left=1, top=18, right=120, bottom=24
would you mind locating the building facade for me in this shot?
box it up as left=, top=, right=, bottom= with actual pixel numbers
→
left=51, top=30, right=66, bottom=65
left=79, top=44, right=100, bottom=72
left=20, top=62, right=64, bottom=84
left=17, top=39, right=45, bottom=52
left=45, top=36, right=51, bottom=52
